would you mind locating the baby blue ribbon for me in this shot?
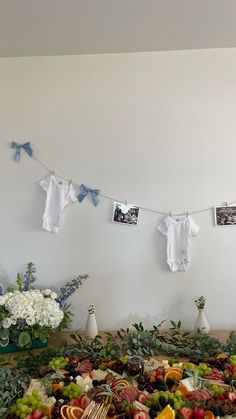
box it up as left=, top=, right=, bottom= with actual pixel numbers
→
left=11, top=141, right=33, bottom=161
left=78, top=184, right=100, bottom=207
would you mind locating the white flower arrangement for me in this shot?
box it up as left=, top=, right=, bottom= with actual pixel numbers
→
left=0, top=263, right=88, bottom=348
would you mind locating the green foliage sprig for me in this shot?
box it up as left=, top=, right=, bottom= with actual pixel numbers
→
left=0, top=366, right=30, bottom=416
left=194, top=296, right=206, bottom=310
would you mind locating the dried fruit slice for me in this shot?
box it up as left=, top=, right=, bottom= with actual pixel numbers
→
left=113, top=379, right=130, bottom=388
left=68, top=406, right=84, bottom=419
left=165, top=370, right=182, bottom=382
left=61, top=405, right=71, bottom=419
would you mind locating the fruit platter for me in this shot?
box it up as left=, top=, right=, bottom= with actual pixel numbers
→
left=3, top=352, right=236, bottom=419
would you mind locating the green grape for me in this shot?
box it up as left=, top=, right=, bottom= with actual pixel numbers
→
left=175, top=390, right=182, bottom=398
left=174, top=402, right=181, bottom=411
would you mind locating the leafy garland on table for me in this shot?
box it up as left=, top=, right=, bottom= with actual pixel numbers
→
left=14, top=321, right=236, bottom=371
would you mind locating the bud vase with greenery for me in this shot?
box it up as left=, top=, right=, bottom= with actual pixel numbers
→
left=194, top=296, right=210, bottom=333
left=86, top=304, right=98, bottom=339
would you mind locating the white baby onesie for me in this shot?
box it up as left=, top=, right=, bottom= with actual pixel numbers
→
left=157, top=215, right=199, bottom=272
left=39, top=174, right=78, bottom=233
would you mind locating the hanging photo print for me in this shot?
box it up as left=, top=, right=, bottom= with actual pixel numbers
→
left=214, top=206, right=236, bottom=226
left=112, top=202, right=139, bottom=225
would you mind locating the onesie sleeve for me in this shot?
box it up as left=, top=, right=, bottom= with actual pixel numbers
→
left=68, top=184, right=79, bottom=203
left=189, top=217, right=199, bottom=237
left=157, top=217, right=169, bottom=236
left=38, top=175, right=50, bottom=192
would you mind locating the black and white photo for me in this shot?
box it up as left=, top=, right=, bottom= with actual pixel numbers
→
left=215, top=206, right=236, bottom=226
left=112, top=202, right=139, bottom=225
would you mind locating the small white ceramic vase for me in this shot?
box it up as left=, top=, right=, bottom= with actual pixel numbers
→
left=194, top=309, right=210, bottom=333
left=86, top=305, right=98, bottom=339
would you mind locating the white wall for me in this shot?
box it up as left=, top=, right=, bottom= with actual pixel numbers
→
left=0, top=49, right=236, bottom=331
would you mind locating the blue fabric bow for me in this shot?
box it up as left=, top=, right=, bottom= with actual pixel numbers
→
left=78, top=184, right=100, bottom=207
left=11, top=141, right=33, bottom=161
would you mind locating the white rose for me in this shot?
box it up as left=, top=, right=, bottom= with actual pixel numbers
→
left=2, top=317, right=12, bottom=328
left=10, top=316, right=17, bottom=325
left=26, top=317, right=36, bottom=326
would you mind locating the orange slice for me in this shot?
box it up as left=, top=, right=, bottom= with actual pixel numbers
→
left=204, top=411, right=215, bottom=419
left=156, top=405, right=175, bottom=419
left=165, top=370, right=182, bottom=382
left=176, top=384, right=188, bottom=397
left=167, top=367, right=183, bottom=374
left=68, top=406, right=84, bottom=419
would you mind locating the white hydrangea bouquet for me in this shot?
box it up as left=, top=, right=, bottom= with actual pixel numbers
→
left=0, top=263, right=88, bottom=348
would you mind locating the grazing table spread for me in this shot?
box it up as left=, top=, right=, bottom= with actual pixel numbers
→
left=1, top=330, right=236, bottom=419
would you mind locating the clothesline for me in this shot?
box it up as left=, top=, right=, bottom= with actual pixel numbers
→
left=31, top=154, right=236, bottom=217
left=11, top=141, right=236, bottom=216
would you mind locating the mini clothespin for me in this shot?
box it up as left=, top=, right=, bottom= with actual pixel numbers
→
left=169, top=211, right=172, bottom=217
left=125, top=200, right=128, bottom=205
left=51, top=169, right=55, bottom=175
left=186, top=211, right=189, bottom=217
left=225, top=202, right=228, bottom=207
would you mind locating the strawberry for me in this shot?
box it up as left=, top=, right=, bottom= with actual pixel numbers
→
left=32, top=409, right=45, bottom=419
left=179, top=407, right=194, bottom=419
left=138, top=392, right=148, bottom=404
left=78, top=394, right=91, bottom=409
left=193, top=406, right=205, bottom=419
left=70, top=397, right=81, bottom=407
left=133, top=412, right=148, bottom=419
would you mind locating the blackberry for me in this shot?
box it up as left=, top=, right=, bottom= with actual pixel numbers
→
left=156, top=383, right=167, bottom=391
left=98, top=379, right=105, bottom=385
left=146, top=384, right=154, bottom=393
left=166, top=378, right=176, bottom=388
left=159, top=396, right=168, bottom=408
left=149, top=408, right=157, bottom=419
left=52, top=390, right=63, bottom=400
left=116, top=404, right=125, bottom=414
left=218, top=406, right=225, bottom=417
left=210, top=407, right=219, bottom=416
left=156, top=378, right=164, bottom=385
left=168, top=399, right=174, bottom=407
left=92, top=379, right=99, bottom=386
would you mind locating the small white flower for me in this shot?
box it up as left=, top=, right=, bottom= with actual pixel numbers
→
left=50, top=292, right=57, bottom=300
left=2, top=317, right=12, bottom=328
left=26, top=317, right=36, bottom=326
